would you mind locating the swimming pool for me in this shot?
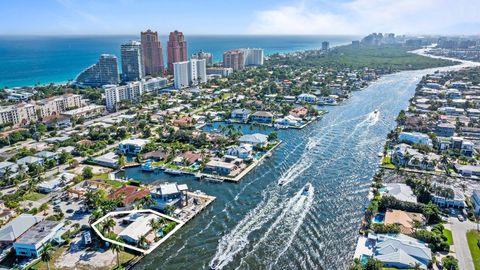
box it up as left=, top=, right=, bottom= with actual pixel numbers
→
left=378, top=187, right=386, bottom=193
left=372, top=213, right=385, bottom=224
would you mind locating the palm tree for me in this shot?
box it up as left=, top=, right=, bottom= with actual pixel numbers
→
left=108, top=234, right=124, bottom=269
left=41, top=243, right=54, bottom=270
left=102, top=217, right=116, bottom=233
left=137, top=234, right=148, bottom=249
left=412, top=262, right=421, bottom=270
left=149, top=218, right=161, bottom=237
left=39, top=203, right=49, bottom=216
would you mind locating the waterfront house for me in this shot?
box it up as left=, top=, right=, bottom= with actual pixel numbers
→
left=142, top=149, right=168, bottom=161
left=151, top=183, right=188, bottom=210
left=289, top=107, right=308, bottom=118
left=391, top=144, right=438, bottom=171
left=250, top=111, right=274, bottom=124
left=92, top=152, right=119, bottom=168
left=173, top=151, right=203, bottom=166
left=231, top=109, right=252, bottom=122
left=384, top=209, right=425, bottom=234
left=372, top=233, right=432, bottom=269
left=0, top=214, right=42, bottom=244
left=275, top=115, right=302, bottom=127
left=438, top=106, right=465, bottom=116
left=204, top=160, right=237, bottom=176
left=226, top=144, right=253, bottom=159
left=398, top=132, right=432, bottom=147
left=119, top=213, right=155, bottom=245
left=384, top=183, right=417, bottom=203
left=239, top=133, right=268, bottom=147
left=13, top=220, right=64, bottom=258
left=108, top=185, right=151, bottom=207
left=297, top=93, right=317, bottom=104
left=118, top=138, right=150, bottom=155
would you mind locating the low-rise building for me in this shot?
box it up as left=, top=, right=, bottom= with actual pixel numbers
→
left=16, top=156, right=44, bottom=167
left=119, top=138, right=150, bottom=154
left=91, top=152, right=119, bottom=168
left=13, top=220, right=64, bottom=258
left=226, top=144, right=253, bottom=159
left=151, top=183, right=188, bottom=210
left=297, top=93, right=317, bottom=104
left=239, top=133, right=268, bottom=147
left=250, top=111, right=274, bottom=124
left=384, top=209, right=425, bottom=234
left=0, top=214, right=42, bottom=244
left=231, top=109, right=251, bottom=122
left=108, top=185, right=151, bottom=207
left=435, top=123, right=455, bottom=137
left=61, top=104, right=106, bottom=119
left=204, top=160, right=237, bottom=176
left=398, top=132, right=432, bottom=147
left=384, top=183, right=417, bottom=203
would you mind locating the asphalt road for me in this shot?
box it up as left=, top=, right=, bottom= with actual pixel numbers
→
left=449, top=215, right=478, bottom=270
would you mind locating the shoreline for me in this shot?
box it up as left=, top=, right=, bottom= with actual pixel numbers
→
left=351, top=51, right=480, bottom=265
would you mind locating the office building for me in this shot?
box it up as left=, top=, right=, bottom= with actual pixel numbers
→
left=104, top=81, right=144, bottom=111
left=167, top=30, right=188, bottom=73
left=322, top=41, right=330, bottom=51
left=121, top=40, right=144, bottom=82
left=173, top=59, right=207, bottom=89
left=192, top=51, right=213, bottom=66
left=141, top=29, right=164, bottom=76
left=75, top=54, right=119, bottom=87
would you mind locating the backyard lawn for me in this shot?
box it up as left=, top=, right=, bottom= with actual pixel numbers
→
left=467, top=230, right=480, bottom=270
left=443, top=229, right=454, bottom=245
left=22, top=191, right=46, bottom=201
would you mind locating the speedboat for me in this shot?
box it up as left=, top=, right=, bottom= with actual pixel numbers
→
left=302, top=183, right=312, bottom=195
left=278, top=180, right=286, bottom=186
left=374, top=109, right=379, bottom=114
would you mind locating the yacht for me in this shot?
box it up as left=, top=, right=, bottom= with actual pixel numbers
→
left=374, top=109, right=379, bottom=114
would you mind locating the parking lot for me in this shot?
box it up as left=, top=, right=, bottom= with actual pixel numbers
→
left=50, top=193, right=90, bottom=227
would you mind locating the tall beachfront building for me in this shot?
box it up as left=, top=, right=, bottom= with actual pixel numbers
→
left=223, top=50, right=245, bottom=71
left=167, top=30, right=188, bottom=73
left=141, top=29, right=164, bottom=76
left=223, top=48, right=264, bottom=71
left=75, top=54, right=119, bottom=87
left=192, top=51, right=213, bottom=66
left=322, top=41, right=330, bottom=51
left=173, top=59, right=207, bottom=89
left=243, top=48, right=264, bottom=66
left=121, top=40, right=144, bottom=82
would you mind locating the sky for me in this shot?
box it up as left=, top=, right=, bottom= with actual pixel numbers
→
left=1, top=0, right=479, bottom=36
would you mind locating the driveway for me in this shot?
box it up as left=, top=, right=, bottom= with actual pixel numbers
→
left=449, top=215, right=478, bottom=270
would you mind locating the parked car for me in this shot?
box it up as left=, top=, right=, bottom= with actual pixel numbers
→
left=458, top=215, right=465, bottom=222
left=66, top=209, right=74, bottom=214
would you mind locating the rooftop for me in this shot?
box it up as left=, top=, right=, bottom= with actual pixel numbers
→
left=15, top=220, right=62, bottom=245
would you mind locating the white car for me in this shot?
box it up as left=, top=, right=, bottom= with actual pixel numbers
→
left=458, top=215, right=465, bottom=222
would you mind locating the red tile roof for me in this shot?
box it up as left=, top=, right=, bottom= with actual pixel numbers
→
left=108, top=185, right=150, bottom=205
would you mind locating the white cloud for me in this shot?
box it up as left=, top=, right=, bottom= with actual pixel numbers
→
left=248, top=0, right=480, bottom=35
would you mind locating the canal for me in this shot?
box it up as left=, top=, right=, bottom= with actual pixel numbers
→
left=126, top=57, right=478, bottom=270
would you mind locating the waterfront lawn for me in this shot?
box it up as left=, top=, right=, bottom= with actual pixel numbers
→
left=113, top=250, right=137, bottom=270
left=443, top=229, right=454, bottom=245
left=381, top=155, right=395, bottom=169
left=94, top=173, right=124, bottom=188
left=23, top=191, right=46, bottom=201
left=467, top=230, right=480, bottom=270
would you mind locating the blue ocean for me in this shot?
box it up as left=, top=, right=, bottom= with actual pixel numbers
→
left=0, top=35, right=359, bottom=88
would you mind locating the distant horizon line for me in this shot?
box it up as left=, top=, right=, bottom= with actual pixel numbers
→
left=0, top=33, right=478, bottom=38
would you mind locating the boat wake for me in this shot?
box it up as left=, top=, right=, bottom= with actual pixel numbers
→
left=210, top=184, right=314, bottom=270
left=237, top=184, right=315, bottom=269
